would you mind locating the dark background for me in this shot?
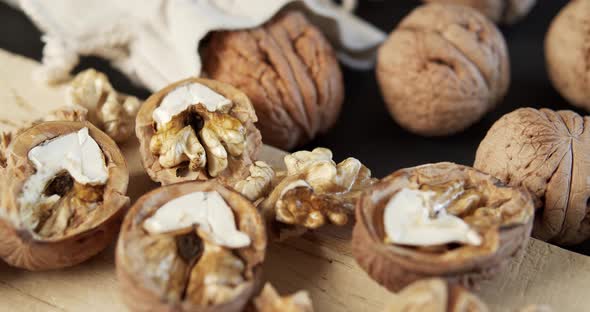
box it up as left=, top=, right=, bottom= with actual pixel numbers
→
left=1, top=0, right=586, bottom=251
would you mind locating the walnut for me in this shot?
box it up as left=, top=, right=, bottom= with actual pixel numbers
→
left=0, top=121, right=129, bottom=270
left=248, top=283, right=313, bottom=312
left=116, top=181, right=266, bottom=312
left=422, top=0, right=536, bottom=24
left=376, top=3, right=509, bottom=136
left=260, top=148, right=376, bottom=239
left=382, top=279, right=488, bottom=312
left=68, top=68, right=141, bottom=142
left=474, top=108, right=590, bottom=245
left=352, top=162, right=533, bottom=291
left=204, top=10, right=344, bottom=150
left=545, top=0, right=590, bottom=112
left=136, top=78, right=261, bottom=186
left=234, top=161, right=275, bottom=202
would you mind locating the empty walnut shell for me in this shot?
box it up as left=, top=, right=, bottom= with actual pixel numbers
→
left=116, top=180, right=266, bottom=312
left=0, top=121, right=129, bottom=270
left=136, top=77, right=261, bottom=186
left=352, top=162, right=533, bottom=291
left=376, top=3, right=509, bottom=136
left=423, top=0, right=536, bottom=24
left=545, top=0, right=590, bottom=112
left=382, top=278, right=488, bottom=312
left=475, top=108, right=590, bottom=245
left=204, top=10, right=344, bottom=150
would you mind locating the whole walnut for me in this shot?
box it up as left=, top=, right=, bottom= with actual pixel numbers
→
left=474, top=108, right=590, bottom=245
left=204, top=11, right=344, bottom=150
left=376, top=4, right=509, bottom=136
left=545, top=0, right=590, bottom=112
left=423, top=0, right=536, bottom=24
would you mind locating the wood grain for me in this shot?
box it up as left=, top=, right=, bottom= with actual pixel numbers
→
left=1, top=49, right=589, bottom=312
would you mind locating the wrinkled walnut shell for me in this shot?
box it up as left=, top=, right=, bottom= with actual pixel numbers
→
left=204, top=10, right=344, bottom=150
left=0, top=121, right=129, bottom=270
left=475, top=108, right=590, bottom=245
left=545, top=0, right=590, bottom=112
left=116, top=180, right=266, bottom=312
left=423, top=0, right=536, bottom=24
left=352, top=162, right=533, bottom=291
left=136, top=77, right=261, bottom=186
left=383, top=278, right=488, bottom=312
left=376, top=3, right=509, bottom=136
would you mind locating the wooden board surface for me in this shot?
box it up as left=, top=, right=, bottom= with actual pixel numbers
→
left=1, top=49, right=589, bottom=312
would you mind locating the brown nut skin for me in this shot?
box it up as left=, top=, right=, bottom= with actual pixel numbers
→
left=204, top=10, right=344, bottom=150
left=423, top=0, right=536, bottom=24
left=376, top=4, right=509, bottom=136
left=0, top=121, right=129, bottom=270
left=116, top=180, right=266, bottom=312
left=475, top=108, right=590, bottom=245
left=545, top=0, right=590, bottom=112
left=136, top=77, right=261, bottom=186
left=352, top=162, right=533, bottom=292
left=383, top=278, right=488, bottom=312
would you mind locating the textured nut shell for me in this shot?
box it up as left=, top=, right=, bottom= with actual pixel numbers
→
left=545, top=0, right=590, bottom=112
left=352, top=162, right=533, bottom=292
left=136, top=78, right=261, bottom=186
left=116, top=181, right=266, bottom=312
left=376, top=3, right=509, bottom=136
left=204, top=11, right=344, bottom=150
left=474, top=108, right=590, bottom=245
left=423, top=0, right=536, bottom=24
left=383, top=278, right=488, bottom=312
left=0, top=121, right=129, bottom=270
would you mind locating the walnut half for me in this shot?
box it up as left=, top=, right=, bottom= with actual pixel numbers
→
left=352, top=162, right=533, bottom=291
left=116, top=181, right=266, bottom=312
left=136, top=78, right=261, bottom=186
left=0, top=121, right=129, bottom=270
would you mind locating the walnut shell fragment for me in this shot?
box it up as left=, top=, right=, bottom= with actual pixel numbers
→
left=352, top=162, right=533, bottom=291
left=0, top=121, right=129, bottom=270
left=475, top=107, right=590, bottom=245
left=259, top=148, right=376, bottom=240
left=376, top=3, right=509, bottom=136
left=116, top=181, right=266, bottom=312
left=545, top=0, right=590, bottom=112
left=423, top=0, right=536, bottom=24
left=204, top=10, right=344, bottom=150
left=382, top=278, right=488, bottom=312
left=136, top=77, right=261, bottom=186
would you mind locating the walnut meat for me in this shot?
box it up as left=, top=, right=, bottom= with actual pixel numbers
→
left=352, top=162, right=533, bottom=291
left=0, top=121, right=129, bottom=270
left=136, top=78, right=261, bottom=186
left=68, top=68, right=141, bottom=142
left=545, top=0, right=590, bottom=112
left=260, top=148, right=376, bottom=240
left=423, top=0, right=536, bottom=24
left=247, top=283, right=313, bottom=312
left=204, top=11, right=344, bottom=150
left=382, top=279, right=488, bottom=312
left=376, top=3, right=509, bottom=136
left=474, top=108, right=590, bottom=245
left=116, top=181, right=266, bottom=312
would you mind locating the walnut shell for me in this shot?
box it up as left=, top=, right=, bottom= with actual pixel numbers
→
left=382, top=278, right=488, bottom=312
left=204, top=10, right=344, bottom=150
left=376, top=3, right=509, bottom=136
left=136, top=77, right=261, bottom=186
left=545, top=0, right=590, bottom=112
left=116, top=180, right=266, bottom=312
left=475, top=108, right=590, bottom=245
left=423, top=0, right=536, bottom=24
left=0, top=121, right=129, bottom=270
left=352, top=162, right=533, bottom=292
